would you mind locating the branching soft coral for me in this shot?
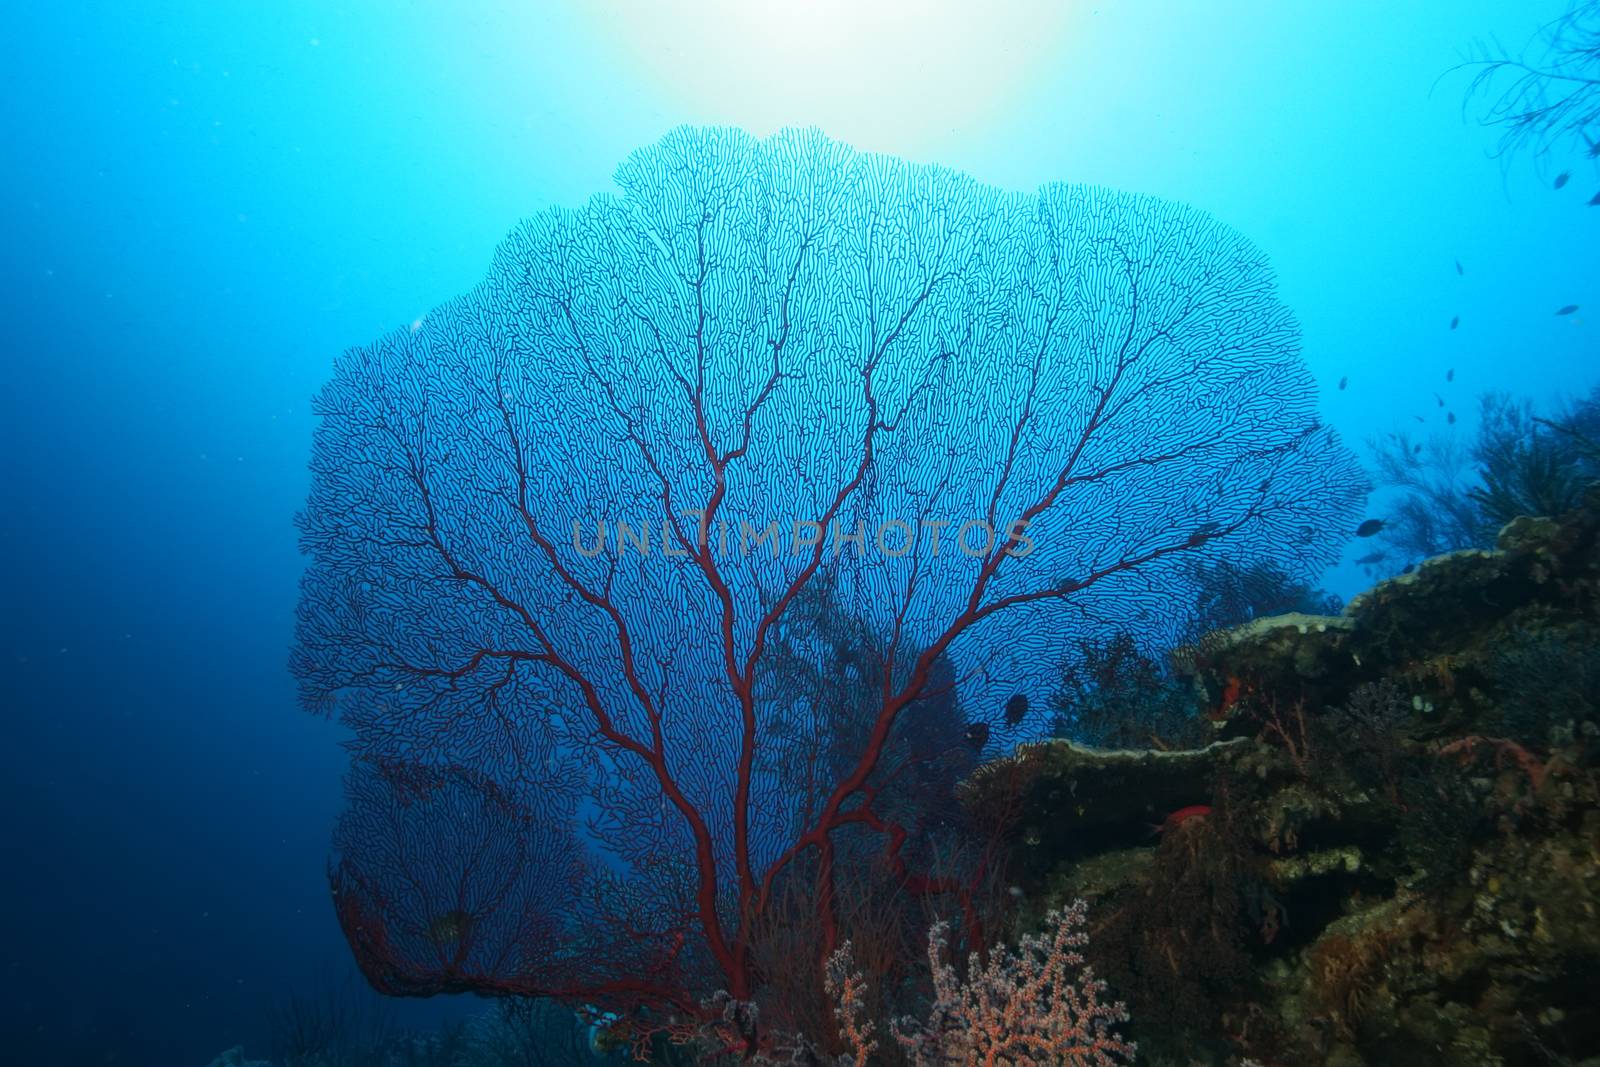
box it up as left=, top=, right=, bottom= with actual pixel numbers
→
left=822, top=951, right=879, bottom=1067
left=828, top=899, right=1135, bottom=1067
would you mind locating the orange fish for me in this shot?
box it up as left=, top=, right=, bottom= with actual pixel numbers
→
left=1151, top=804, right=1213, bottom=835
left=1209, top=675, right=1246, bottom=721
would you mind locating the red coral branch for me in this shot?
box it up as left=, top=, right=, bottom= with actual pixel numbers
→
left=1437, top=735, right=1551, bottom=792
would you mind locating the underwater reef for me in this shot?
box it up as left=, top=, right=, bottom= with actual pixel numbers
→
left=211, top=492, right=1600, bottom=1065
left=964, top=486, right=1600, bottom=1066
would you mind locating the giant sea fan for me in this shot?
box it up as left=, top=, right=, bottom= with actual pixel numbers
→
left=293, top=126, right=1364, bottom=1038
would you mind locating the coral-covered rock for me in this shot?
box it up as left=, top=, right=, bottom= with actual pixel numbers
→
left=968, top=489, right=1600, bottom=1065
left=1182, top=485, right=1600, bottom=740
left=961, top=737, right=1277, bottom=860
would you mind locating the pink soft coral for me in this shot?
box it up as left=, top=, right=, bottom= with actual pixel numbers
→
left=828, top=898, right=1135, bottom=1066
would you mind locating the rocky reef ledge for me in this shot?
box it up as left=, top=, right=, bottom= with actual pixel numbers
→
left=964, top=488, right=1600, bottom=1066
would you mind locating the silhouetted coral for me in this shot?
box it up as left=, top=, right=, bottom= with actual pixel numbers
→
left=1049, top=632, right=1204, bottom=750
left=1370, top=386, right=1600, bottom=564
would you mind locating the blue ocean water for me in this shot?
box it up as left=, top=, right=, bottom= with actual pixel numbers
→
left=2, top=2, right=1593, bottom=1064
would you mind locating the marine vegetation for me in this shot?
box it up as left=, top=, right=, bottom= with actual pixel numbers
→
left=1050, top=630, right=1202, bottom=751
left=292, top=125, right=1364, bottom=1056
left=1368, top=384, right=1600, bottom=563
left=1460, top=0, right=1600, bottom=174
left=1050, top=559, right=1340, bottom=751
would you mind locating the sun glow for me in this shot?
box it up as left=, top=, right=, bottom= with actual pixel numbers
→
left=588, top=0, right=1076, bottom=156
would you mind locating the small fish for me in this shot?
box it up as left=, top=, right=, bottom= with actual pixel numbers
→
left=1447, top=411, right=1456, bottom=425
left=964, top=721, right=990, bottom=752
left=1449, top=315, right=1459, bottom=330
left=1554, top=171, right=1570, bottom=189
left=1455, top=259, right=1464, bottom=275
left=1413, top=443, right=1423, bottom=454
left=1589, top=135, right=1600, bottom=159
left=1590, top=190, right=1600, bottom=207
left=1355, top=550, right=1386, bottom=566
left=1434, top=392, right=1445, bottom=408
left=1338, top=375, right=1348, bottom=390
left=1004, top=693, right=1030, bottom=728
left=1556, top=304, right=1579, bottom=316
left=1446, top=368, right=1454, bottom=382
left=1402, top=563, right=1416, bottom=575
left=1355, top=518, right=1385, bottom=537
left=1413, top=415, right=1426, bottom=423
